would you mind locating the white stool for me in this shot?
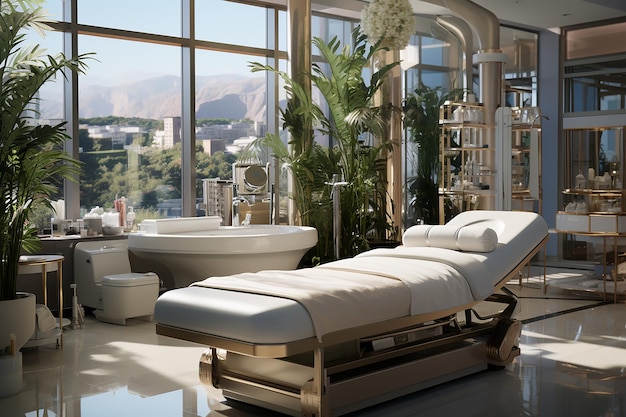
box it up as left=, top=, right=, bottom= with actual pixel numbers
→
left=94, top=272, right=160, bottom=325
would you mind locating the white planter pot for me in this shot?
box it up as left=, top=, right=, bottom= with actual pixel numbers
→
left=0, top=292, right=35, bottom=398
left=0, top=352, right=22, bottom=397
left=0, top=292, right=36, bottom=352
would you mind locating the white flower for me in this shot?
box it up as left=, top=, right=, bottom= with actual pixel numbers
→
left=361, top=0, right=415, bottom=49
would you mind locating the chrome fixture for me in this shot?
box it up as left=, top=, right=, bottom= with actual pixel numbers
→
left=232, top=184, right=255, bottom=227
left=326, top=174, right=349, bottom=260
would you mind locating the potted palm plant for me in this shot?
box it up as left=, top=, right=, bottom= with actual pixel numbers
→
left=0, top=0, right=89, bottom=396
left=403, top=83, right=464, bottom=226
left=249, top=29, right=397, bottom=263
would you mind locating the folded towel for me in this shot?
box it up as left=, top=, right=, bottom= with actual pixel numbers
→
left=34, top=304, right=57, bottom=338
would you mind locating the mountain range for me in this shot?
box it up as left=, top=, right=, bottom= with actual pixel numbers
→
left=40, top=74, right=267, bottom=122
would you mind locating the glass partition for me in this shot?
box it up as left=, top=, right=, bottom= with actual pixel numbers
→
left=564, top=22, right=626, bottom=114
left=564, top=57, right=626, bottom=113
left=564, top=128, right=624, bottom=193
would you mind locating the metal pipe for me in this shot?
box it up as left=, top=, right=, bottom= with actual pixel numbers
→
left=425, top=0, right=507, bottom=210
left=436, top=16, right=474, bottom=92
left=439, top=0, right=506, bottom=113
left=423, top=0, right=506, bottom=111
left=442, top=0, right=500, bottom=51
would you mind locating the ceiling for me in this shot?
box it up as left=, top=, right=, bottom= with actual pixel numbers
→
left=313, top=0, right=626, bottom=31
left=456, top=0, right=626, bottom=30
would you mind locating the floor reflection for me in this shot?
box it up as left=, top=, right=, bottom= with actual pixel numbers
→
left=0, top=279, right=623, bottom=417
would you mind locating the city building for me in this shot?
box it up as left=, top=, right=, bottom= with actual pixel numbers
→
left=162, top=116, right=182, bottom=149
left=199, top=138, right=226, bottom=155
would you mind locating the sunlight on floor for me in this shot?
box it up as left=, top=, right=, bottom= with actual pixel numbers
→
left=1, top=276, right=624, bottom=417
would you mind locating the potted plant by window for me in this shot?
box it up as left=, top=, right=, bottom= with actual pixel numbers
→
left=0, top=0, right=89, bottom=396
left=249, top=29, right=398, bottom=263
left=403, top=83, right=464, bottom=226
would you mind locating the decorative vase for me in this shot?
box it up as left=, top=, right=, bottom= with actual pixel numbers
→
left=0, top=292, right=36, bottom=397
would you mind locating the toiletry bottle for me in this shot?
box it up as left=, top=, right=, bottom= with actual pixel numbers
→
left=126, top=207, right=136, bottom=231
left=575, top=171, right=585, bottom=189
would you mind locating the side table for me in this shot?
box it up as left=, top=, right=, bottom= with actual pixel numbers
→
left=18, top=255, right=64, bottom=349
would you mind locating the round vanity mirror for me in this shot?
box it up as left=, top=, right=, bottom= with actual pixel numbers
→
left=243, top=164, right=267, bottom=192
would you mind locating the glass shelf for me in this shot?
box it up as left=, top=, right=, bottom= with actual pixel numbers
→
left=439, top=103, right=542, bottom=222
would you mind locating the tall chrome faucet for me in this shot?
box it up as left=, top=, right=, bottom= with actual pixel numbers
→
left=326, top=174, right=348, bottom=260
left=232, top=184, right=243, bottom=226
left=232, top=184, right=253, bottom=226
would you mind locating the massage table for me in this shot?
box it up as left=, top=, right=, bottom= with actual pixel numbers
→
left=154, top=210, right=548, bottom=416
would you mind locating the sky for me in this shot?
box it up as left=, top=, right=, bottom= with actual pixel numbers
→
left=36, top=0, right=283, bottom=84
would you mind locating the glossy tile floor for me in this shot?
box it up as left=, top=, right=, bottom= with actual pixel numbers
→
left=1, top=268, right=625, bottom=417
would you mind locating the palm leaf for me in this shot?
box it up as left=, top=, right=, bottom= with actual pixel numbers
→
left=1, top=0, right=91, bottom=300
left=247, top=27, right=400, bottom=261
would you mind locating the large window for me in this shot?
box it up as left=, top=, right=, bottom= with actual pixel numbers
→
left=37, top=0, right=291, bottom=224
left=196, top=0, right=267, bottom=47
left=564, top=22, right=626, bottom=114
left=193, top=49, right=267, bottom=214
left=501, top=26, right=538, bottom=108
left=564, top=57, right=626, bottom=113
left=77, top=36, right=182, bottom=218
left=34, top=1, right=541, bottom=230
left=34, top=30, right=64, bottom=120
left=403, top=16, right=463, bottom=95
left=77, top=0, right=182, bottom=36
left=25, top=27, right=66, bottom=230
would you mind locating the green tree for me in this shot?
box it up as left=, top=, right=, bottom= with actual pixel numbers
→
left=78, top=119, right=239, bottom=212
left=78, top=127, right=93, bottom=152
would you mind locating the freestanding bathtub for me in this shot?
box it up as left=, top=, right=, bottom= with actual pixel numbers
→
left=127, top=216, right=318, bottom=288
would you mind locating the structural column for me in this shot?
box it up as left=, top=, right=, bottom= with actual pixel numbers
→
left=373, top=46, right=403, bottom=240
left=386, top=48, right=403, bottom=239
left=288, top=0, right=311, bottom=96
left=287, top=0, right=311, bottom=225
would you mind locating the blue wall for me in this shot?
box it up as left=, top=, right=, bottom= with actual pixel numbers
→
left=537, top=29, right=561, bottom=257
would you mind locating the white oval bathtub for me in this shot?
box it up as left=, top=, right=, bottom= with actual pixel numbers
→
left=127, top=218, right=318, bottom=288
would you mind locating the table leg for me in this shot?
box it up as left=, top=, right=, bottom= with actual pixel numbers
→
left=41, top=264, right=48, bottom=306
left=543, top=246, right=547, bottom=294
left=57, top=259, right=63, bottom=349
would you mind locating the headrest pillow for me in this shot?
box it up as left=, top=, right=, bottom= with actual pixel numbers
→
left=402, top=224, right=498, bottom=252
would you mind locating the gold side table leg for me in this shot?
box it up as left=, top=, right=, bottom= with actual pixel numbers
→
left=543, top=245, right=547, bottom=294
left=57, top=259, right=63, bottom=349
left=41, top=264, right=48, bottom=306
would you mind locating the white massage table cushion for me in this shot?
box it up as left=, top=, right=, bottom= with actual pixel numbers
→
left=155, top=211, right=548, bottom=345
left=403, top=224, right=498, bottom=252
